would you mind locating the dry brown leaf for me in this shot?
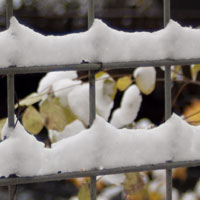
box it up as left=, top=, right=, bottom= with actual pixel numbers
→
left=173, top=168, right=187, bottom=182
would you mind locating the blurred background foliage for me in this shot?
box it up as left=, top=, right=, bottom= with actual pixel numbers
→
left=1, top=0, right=200, bottom=199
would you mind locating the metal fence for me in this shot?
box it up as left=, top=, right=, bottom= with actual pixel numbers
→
left=1, top=0, right=200, bottom=200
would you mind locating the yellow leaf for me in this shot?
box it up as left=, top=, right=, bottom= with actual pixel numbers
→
left=173, top=168, right=187, bottom=182
left=126, top=185, right=149, bottom=200
left=40, top=98, right=67, bottom=131
left=134, top=67, right=156, bottom=95
left=78, top=181, right=90, bottom=200
left=183, top=99, right=200, bottom=125
left=64, top=106, right=77, bottom=125
left=149, top=191, right=163, bottom=200
left=0, top=118, right=7, bottom=138
left=22, top=106, right=43, bottom=135
left=121, top=173, right=145, bottom=195
left=191, top=64, right=200, bottom=81
left=116, top=76, right=132, bottom=91
left=95, top=71, right=108, bottom=79
left=16, top=93, right=43, bottom=108
left=127, top=193, right=143, bottom=200
left=112, top=83, right=118, bottom=100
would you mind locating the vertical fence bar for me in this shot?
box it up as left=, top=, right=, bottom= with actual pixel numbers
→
left=88, top=0, right=96, bottom=200
left=8, top=185, right=17, bottom=200
left=163, top=0, right=171, bottom=27
left=88, top=0, right=94, bottom=28
left=89, top=70, right=96, bottom=127
left=6, top=0, right=13, bottom=27
left=7, top=74, right=15, bottom=128
left=6, top=0, right=17, bottom=200
left=164, top=0, right=172, bottom=200
left=164, top=66, right=171, bottom=120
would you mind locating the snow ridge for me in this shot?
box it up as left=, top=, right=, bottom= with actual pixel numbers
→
left=0, top=114, right=200, bottom=177
left=0, top=18, right=200, bottom=68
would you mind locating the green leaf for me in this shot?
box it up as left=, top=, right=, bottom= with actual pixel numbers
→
left=16, top=93, right=43, bottom=108
left=116, top=76, right=132, bottom=91
left=191, top=64, right=200, bottom=81
left=78, top=181, right=90, bottom=200
left=121, top=173, right=145, bottom=195
left=22, top=106, right=44, bottom=135
left=40, top=98, right=67, bottom=131
left=0, top=118, right=7, bottom=138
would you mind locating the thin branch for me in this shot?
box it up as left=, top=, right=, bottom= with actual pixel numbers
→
left=172, top=82, right=189, bottom=107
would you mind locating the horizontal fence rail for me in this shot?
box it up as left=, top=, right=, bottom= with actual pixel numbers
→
left=0, top=58, right=200, bottom=75
left=0, top=160, right=200, bottom=187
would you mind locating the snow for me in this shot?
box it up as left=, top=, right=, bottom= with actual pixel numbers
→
left=1, top=17, right=200, bottom=68
left=37, top=71, right=114, bottom=125
left=67, top=83, right=90, bottom=125
left=1, top=113, right=200, bottom=177
left=135, top=118, right=154, bottom=129
left=101, top=174, right=125, bottom=185
left=111, top=85, right=142, bottom=128
left=95, top=74, right=114, bottom=120
left=37, top=71, right=80, bottom=106
left=67, top=75, right=114, bottom=125
left=37, top=71, right=78, bottom=94
left=0, top=119, right=44, bottom=177
left=133, top=66, right=156, bottom=94
left=49, top=119, right=85, bottom=142
left=52, top=79, right=81, bottom=107
left=182, top=192, right=197, bottom=200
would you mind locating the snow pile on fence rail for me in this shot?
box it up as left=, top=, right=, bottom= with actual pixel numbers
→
left=1, top=17, right=200, bottom=68
left=0, top=114, right=200, bottom=177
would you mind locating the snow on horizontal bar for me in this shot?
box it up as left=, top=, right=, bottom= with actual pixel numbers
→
left=1, top=17, right=200, bottom=68
left=0, top=114, right=200, bottom=177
